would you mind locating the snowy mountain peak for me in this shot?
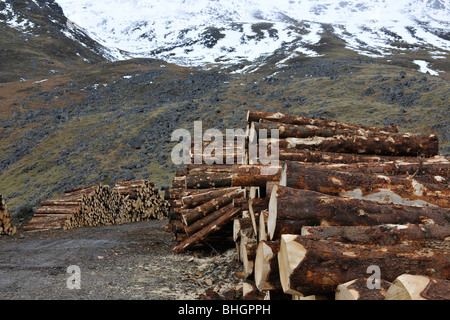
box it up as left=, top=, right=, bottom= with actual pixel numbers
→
left=5, top=0, right=450, bottom=69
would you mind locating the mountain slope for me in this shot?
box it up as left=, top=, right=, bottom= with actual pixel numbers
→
left=0, top=0, right=116, bottom=82
left=0, top=0, right=448, bottom=225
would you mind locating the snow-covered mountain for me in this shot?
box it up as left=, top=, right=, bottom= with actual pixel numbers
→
left=54, top=0, right=450, bottom=68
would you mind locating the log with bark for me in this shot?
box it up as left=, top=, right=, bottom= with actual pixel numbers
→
left=172, top=206, right=242, bottom=253
left=335, top=278, right=392, bottom=300
left=301, top=224, right=450, bottom=246
left=277, top=148, right=426, bottom=164
left=181, top=188, right=245, bottom=226
left=385, top=274, right=450, bottom=300
left=247, top=110, right=398, bottom=133
left=182, top=187, right=241, bottom=209
left=184, top=203, right=235, bottom=236
left=185, top=165, right=281, bottom=189
left=268, top=186, right=450, bottom=240
left=280, top=162, right=450, bottom=208
left=261, top=132, right=439, bottom=157
left=254, top=119, right=397, bottom=139
left=278, top=234, right=450, bottom=296
left=24, top=185, right=97, bottom=231
left=254, top=241, right=282, bottom=291
left=288, top=157, right=450, bottom=178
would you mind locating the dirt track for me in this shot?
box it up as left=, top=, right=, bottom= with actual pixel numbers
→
left=0, top=220, right=242, bottom=300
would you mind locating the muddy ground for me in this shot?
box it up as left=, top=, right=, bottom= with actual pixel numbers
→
left=0, top=220, right=242, bottom=300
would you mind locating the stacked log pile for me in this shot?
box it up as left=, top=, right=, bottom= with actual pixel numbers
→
left=0, top=195, right=16, bottom=236
left=185, top=110, right=450, bottom=300
left=24, top=181, right=168, bottom=232
left=114, top=180, right=169, bottom=221
left=166, top=165, right=248, bottom=252
left=243, top=110, right=450, bottom=300
left=24, top=184, right=100, bottom=232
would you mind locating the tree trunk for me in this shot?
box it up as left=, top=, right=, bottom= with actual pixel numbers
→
left=181, top=189, right=244, bottom=225
left=230, top=165, right=282, bottom=187
left=277, top=148, right=422, bottom=164
left=254, top=241, right=282, bottom=291
left=184, top=203, right=235, bottom=236
left=247, top=110, right=398, bottom=133
left=173, top=207, right=242, bottom=253
left=280, top=162, right=450, bottom=208
left=301, top=224, right=450, bottom=246
left=185, top=172, right=234, bottom=189
left=385, top=274, right=450, bottom=300
left=255, top=119, right=397, bottom=139
left=185, top=165, right=281, bottom=189
left=268, top=186, right=450, bottom=240
left=290, top=158, right=450, bottom=178
left=263, top=133, right=439, bottom=157
left=278, top=235, right=450, bottom=296
left=182, top=187, right=241, bottom=208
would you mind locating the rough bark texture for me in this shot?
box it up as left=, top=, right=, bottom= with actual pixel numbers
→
left=278, top=235, right=450, bottom=296
left=173, top=207, right=242, bottom=253
left=182, top=187, right=240, bottom=208
left=185, top=172, right=234, bottom=189
left=281, top=162, right=450, bottom=208
left=184, top=203, right=234, bottom=236
left=247, top=110, right=398, bottom=133
left=293, top=158, right=450, bottom=177
left=268, top=186, right=450, bottom=240
left=277, top=149, right=421, bottom=163
left=181, top=189, right=245, bottom=225
left=301, top=224, right=450, bottom=246
left=264, top=133, right=439, bottom=157
left=185, top=165, right=281, bottom=189
left=256, top=119, right=397, bottom=139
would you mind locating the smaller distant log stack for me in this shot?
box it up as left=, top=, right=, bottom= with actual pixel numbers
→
left=0, top=195, right=16, bottom=236
left=114, top=180, right=169, bottom=221
left=24, top=181, right=168, bottom=232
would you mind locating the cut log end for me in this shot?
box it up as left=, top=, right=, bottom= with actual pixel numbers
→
left=385, top=274, right=430, bottom=300
left=335, top=279, right=360, bottom=300
left=267, top=184, right=278, bottom=240
left=255, top=241, right=278, bottom=291
left=278, top=234, right=307, bottom=296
